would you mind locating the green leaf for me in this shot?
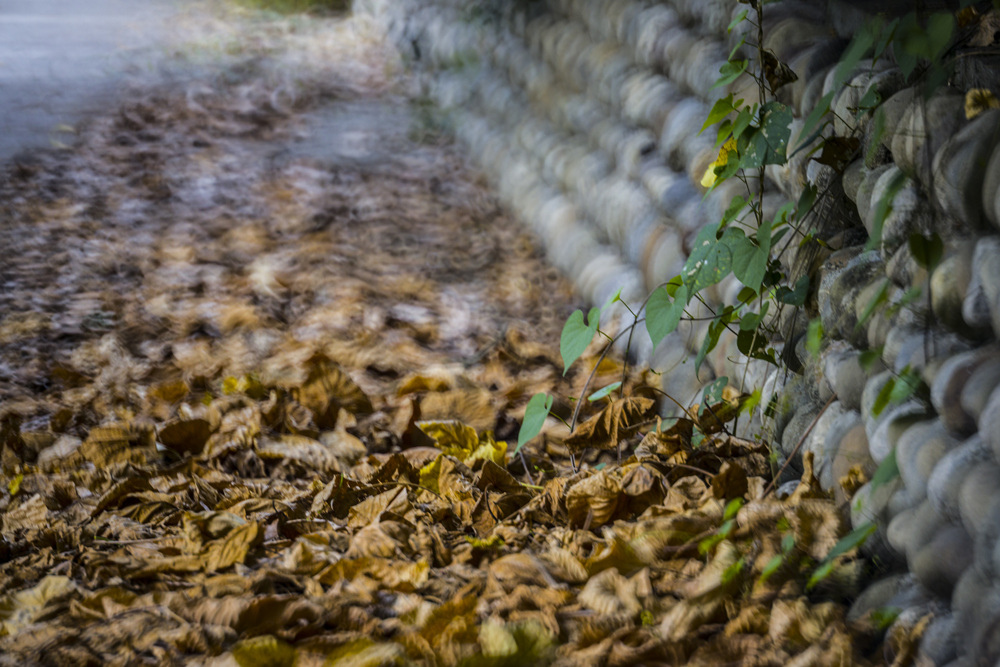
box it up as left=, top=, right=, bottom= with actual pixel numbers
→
left=695, top=315, right=728, bottom=375
left=872, top=376, right=896, bottom=417
left=794, top=91, right=835, bottom=153
left=776, top=275, right=809, bottom=306
left=517, top=393, right=554, bottom=452
left=870, top=447, right=900, bottom=490
left=724, top=227, right=768, bottom=289
left=856, top=278, right=890, bottom=331
left=873, top=18, right=899, bottom=63
left=731, top=106, right=754, bottom=140
left=781, top=533, right=795, bottom=554
left=684, top=225, right=733, bottom=295
left=759, top=554, right=784, bottom=583
left=588, top=381, right=622, bottom=402
left=926, top=12, right=955, bottom=60
left=721, top=195, right=749, bottom=226
left=701, top=376, right=730, bottom=416
left=806, top=317, right=824, bottom=358
left=870, top=606, right=902, bottom=630
left=701, top=94, right=736, bottom=134
left=807, top=522, right=877, bottom=589
left=560, top=307, right=600, bottom=374
left=889, top=366, right=922, bottom=404
left=908, top=232, right=943, bottom=270
left=740, top=101, right=792, bottom=168
left=807, top=561, right=835, bottom=590
left=721, top=557, right=746, bottom=585
left=713, top=59, right=749, bottom=89
left=727, top=8, right=748, bottom=33
left=858, top=349, right=882, bottom=371
left=834, top=22, right=877, bottom=88
left=602, top=287, right=623, bottom=312
left=723, top=497, right=744, bottom=521
left=646, top=283, right=688, bottom=346
left=826, top=522, right=877, bottom=562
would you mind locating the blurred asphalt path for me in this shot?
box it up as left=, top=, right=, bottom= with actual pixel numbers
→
left=0, top=0, right=192, bottom=162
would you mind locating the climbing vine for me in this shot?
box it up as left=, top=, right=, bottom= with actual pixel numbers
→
left=517, top=2, right=994, bottom=479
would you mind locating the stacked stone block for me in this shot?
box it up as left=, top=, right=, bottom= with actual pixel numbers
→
left=358, top=0, right=1000, bottom=662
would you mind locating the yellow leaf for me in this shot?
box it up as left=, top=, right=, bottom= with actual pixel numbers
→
left=701, top=137, right=738, bottom=188
left=7, top=474, right=22, bottom=497
left=232, top=635, right=296, bottom=667
left=0, top=576, right=76, bottom=637
left=965, top=88, right=1000, bottom=119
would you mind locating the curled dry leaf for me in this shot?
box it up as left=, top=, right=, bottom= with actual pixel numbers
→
left=564, top=397, right=656, bottom=454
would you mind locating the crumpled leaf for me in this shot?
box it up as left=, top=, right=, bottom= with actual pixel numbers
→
left=564, top=397, right=655, bottom=453
left=417, top=420, right=506, bottom=466
left=0, top=576, right=76, bottom=637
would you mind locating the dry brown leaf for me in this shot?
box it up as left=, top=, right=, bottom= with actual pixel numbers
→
left=565, top=470, right=623, bottom=529
left=0, top=576, right=76, bottom=636
left=348, top=488, right=412, bottom=529
left=564, top=397, right=655, bottom=454
left=578, top=568, right=642, bottom=616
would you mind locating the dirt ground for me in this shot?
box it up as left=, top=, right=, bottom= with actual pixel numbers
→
left=0, top=5, right=913, bottom=666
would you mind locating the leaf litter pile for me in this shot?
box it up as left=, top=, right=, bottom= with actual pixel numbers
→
left=0, top=6, right=915, bottom=666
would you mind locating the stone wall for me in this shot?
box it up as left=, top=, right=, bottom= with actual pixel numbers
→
left=357, top=0, right=1000, bottom=663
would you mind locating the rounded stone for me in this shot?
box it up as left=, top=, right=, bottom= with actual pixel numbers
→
left=804, top=401, right=856, bottom=491
left=957, top=462, right=1000, bottom=538
left=887, top=504, right=916, bottom=556
left=780, top=403, right=823, bottom=460
left=966, top=236, right=1000, bottom=336
left=890, top=89, right=964, bottom=185
left=917, top=612, right=958, bottom=667
left=974, top=496, right=1000, bottom=576
left=978, top=385, right=1000, bottom=460
left=960, top=355, right=1000, bottom=421
left=911, top=523, right=974, bottom=598
left=854, top=164, right=893, bottom=233
left=868, top=402, right=931, bottom=463
left=983, top=140, right=1000, bottom=228
left=932, top=108, right=1000, bottom=231
left=850, top=477, right=904, bottom=564
left=926, top=435, right=994, bottom=522
left=902, top=499, right=950, bottom=563
left=930, top=243, right=977, bottom=333
left=822, top=342, right=883, bottom=411
left=861, top=369, right=895, bottom=424
left=952, top=573, right=1000, bottom=665
left=830, top=421, right=874, bottom=503
left=931, top=349, right=990, bottom=435
left=847, top=573, right=917, bottom=623
left=896, top=419, right=959, bottom=503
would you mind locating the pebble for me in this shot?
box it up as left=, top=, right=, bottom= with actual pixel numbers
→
left=911, top=523, right=974, bottom=598
left=930, top=242, right=979, bottom=335
left=931, top=348, right=994, bottom=435
left=896, top=419, right=959, bottom=504
left=890, top=89, right=965, bottom=185
left=926, top=435, right=994, bottom=522
left=983, top=140, right=1000, bottom=229
left=958, top=462, right=1000, bottom=538
left=960, top=354, right=1000, bottom=421
left=917, top=612, right=959, bottom=667
left=829, top=421, right=875, bottom=503
left=978, top=384, right=1000, bottom=460
left=932, top=108, right=1000, bottom=231
left=850, top=477, right=905, bottom=565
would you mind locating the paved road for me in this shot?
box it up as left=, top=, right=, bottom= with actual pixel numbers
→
left=0, top=0, right=192, bottom=162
